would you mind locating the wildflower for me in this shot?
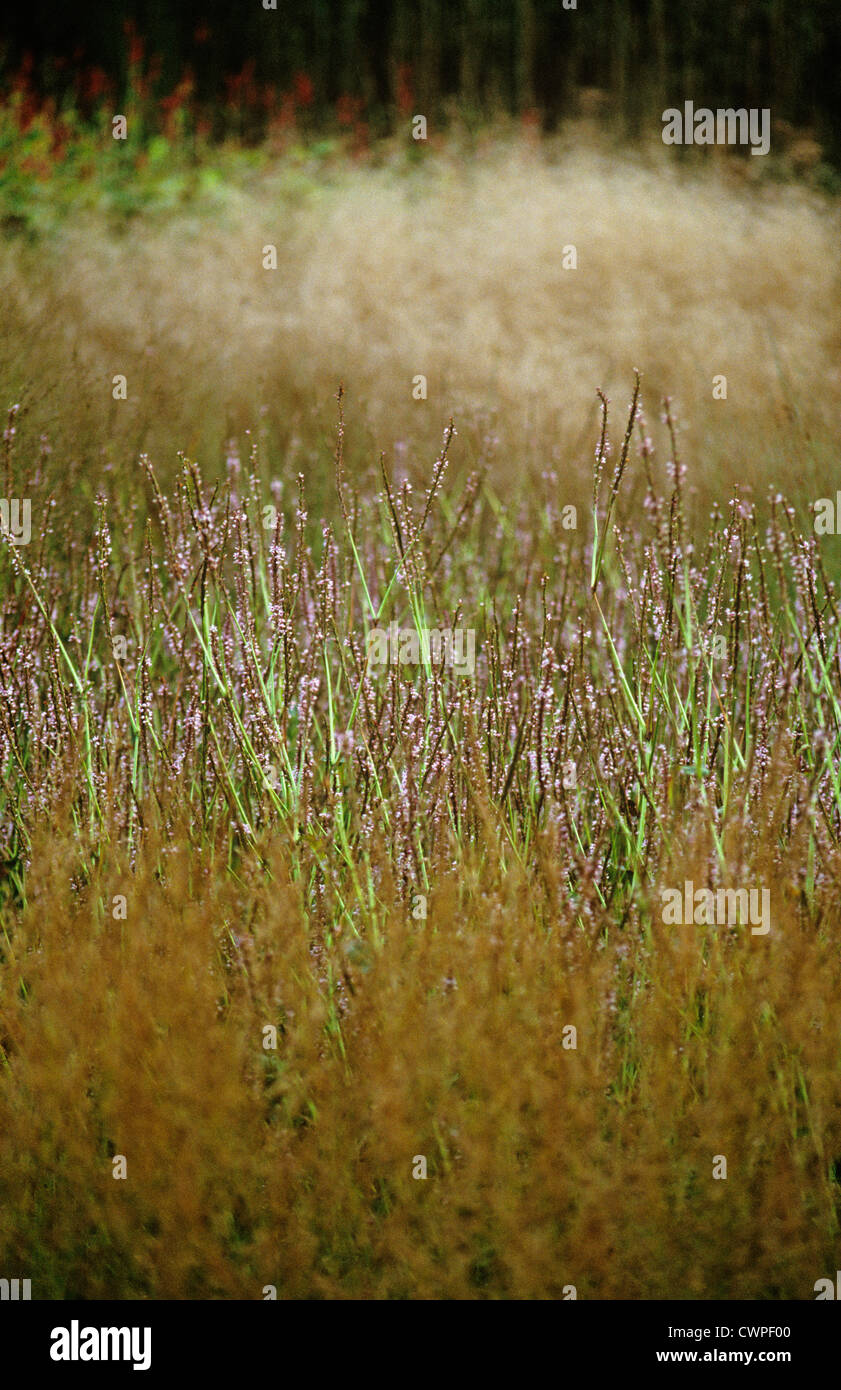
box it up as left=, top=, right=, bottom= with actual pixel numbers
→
left=294, top=72, right=314, bottom=107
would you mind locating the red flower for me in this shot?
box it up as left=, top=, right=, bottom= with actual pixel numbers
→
left=51, top=123, right=70, bottom=160
left=274, top=93, right=296, bottom=131
left=396, top=63, right=413, bottom=115
left=87, top=67, right=108, bottom=101
left=336, top=94, right=360, bottom=127
left=294, top=72, right=314, bottom=107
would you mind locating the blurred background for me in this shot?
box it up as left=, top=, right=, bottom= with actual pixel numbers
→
left=1, top=1, right=839, bottom=518
left=3, top=1, right=841, bottom=157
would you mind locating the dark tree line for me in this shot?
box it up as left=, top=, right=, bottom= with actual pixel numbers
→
left=2, top=1, right=840, bottom=155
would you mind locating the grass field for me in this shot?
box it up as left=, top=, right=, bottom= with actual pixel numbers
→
left=1, top=127, right=841, bottom=1298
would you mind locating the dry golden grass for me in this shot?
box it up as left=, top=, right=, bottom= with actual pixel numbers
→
left=2, top=794, right=839, bottom=1299
left=2, top=140, right=839, bottom=502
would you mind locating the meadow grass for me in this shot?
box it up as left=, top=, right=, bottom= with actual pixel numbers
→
left=1, top=136, right=841, bottom=1298
left=2, top=138, right=840, bottom=509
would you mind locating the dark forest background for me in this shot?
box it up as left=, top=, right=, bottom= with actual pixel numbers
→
left=2, top=1, right=840, bottom=156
